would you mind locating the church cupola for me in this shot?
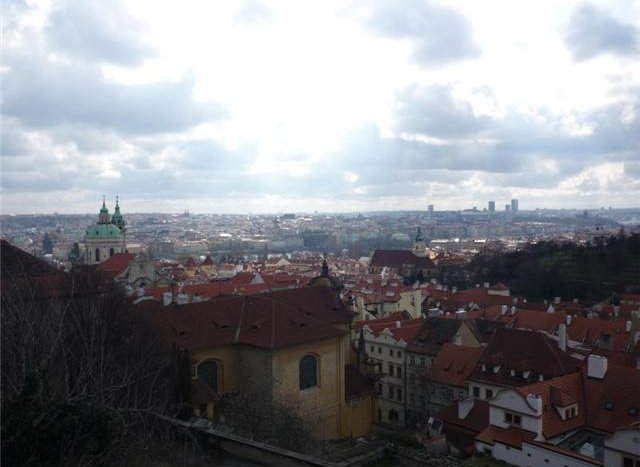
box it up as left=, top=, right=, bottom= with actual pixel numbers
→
left=111, top=196, right=126, bottom=231
left=98, top=196, right=111, bottom=224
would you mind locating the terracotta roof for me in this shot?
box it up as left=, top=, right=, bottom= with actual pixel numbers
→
left=567, top=317, right=633, bottom=352
left=514, top=372, right=586, bottom=438
left=345, top=364, right=375, bottom=400
left=97, top=252, right=136, bottom=275
left=465, top=319, right=505, bottom=343
left=583, top=363, right=640, bottom=433
left=202, top=255, right=215, bottom=266
left=370, top=250, right=435, bottom=269
left=184, top=257, right=196, bottom=268
left=476, top=425, right=536, bottom=448
left=0, top=239, right=66, bottom=295
left=430, top=344, right=484, bottom=388
left=436, top=399, right=490, bottom=435
left=405, top=318, right=462, bottom=356
left=471, top=328, right=581, bottom=387
left=139, top=286, right=350, bottom=351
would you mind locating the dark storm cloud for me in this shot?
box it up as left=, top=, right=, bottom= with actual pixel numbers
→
left=565, top=3, right=639, bottom=61
left=364, top=0, right=480, bottom=65
left=45, top=0, right=152, bottom=66
left=394, top=85, right=488, bottom=138
left=2, top=51, right=226, bottom=135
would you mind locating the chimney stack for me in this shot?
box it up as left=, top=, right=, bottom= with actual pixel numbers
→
left=587, top=354, right=608, bottom=379
left=526, top=394, right=543, bottom=415
left=566, top=314, right=573, bottom=326
left=558, top=323, right=567, bottom=351
left=625, top=321, right=632, bottom=333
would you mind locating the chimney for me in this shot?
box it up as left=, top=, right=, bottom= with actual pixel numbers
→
left=526, top=394, right=543, bottom=415
left=484, top=282, right=490, bottom=288
left=395, top=321, right=401, bottom=328
left=558, top=323, right=567, bottom=352
left=554, top=296, right=561, bottom=304
left=452, top=286, right=458, bottom=294
left=458, top=396, right=474, bottom=419
left=176, top=292, right=189, bottom=305
left=625, top=321, right=632, bottom=333
left=566, top=314, right=573, bottom=326
left=587, top=354, right=608, bottom=379
left=614, top=305, right=620, bottom=317
left=501, top=305, right=508, bottom=316
left=163, top=291, right=173, bottom=306
left=510, top=306, right=517, bottom=316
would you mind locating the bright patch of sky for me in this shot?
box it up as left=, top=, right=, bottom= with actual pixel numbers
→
left=1, top=0, right=639, bottom=213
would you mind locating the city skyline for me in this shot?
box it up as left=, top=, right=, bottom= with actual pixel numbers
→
left=2, top=0, right=639, bottom=214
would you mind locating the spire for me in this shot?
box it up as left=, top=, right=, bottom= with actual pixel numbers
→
left=111, top=195, right=125, bottom=230
left=415, top=227, right=424, bottom=242
left=98, top=195, right=110, bottom=223
left=321, top=258, right=329, bottom=278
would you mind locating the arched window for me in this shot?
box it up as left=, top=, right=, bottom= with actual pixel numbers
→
left=198, top=360, right=218, bottom=392
left=299, top=354, right=318, bottom=390
left=95, top=248, right=100, bottom=262
left=109, top=247, right=114, bottom=257
left=389, top=409, right=399, bottom=423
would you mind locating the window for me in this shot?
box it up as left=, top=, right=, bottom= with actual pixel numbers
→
left=371, top=345, right=374, bottom=353
left=420, top=357, right=426, bottom=367
left=388, top=409, right=399, bottom=423
left=389, top=349, right=393, bottom=357
left=95, top=248, right=100, bottom=262
left=299, top=355, right=318, bottom=390
left=486, top=389, right=493, bottom=399
left=397, top=350, right=402, bottom=358
left=396, top=388, right=402, bottom=402
left=198, top=360, right=218, bottom=392
left=473, top=386, right=480, bottom=397
left=410, top=355, right=416, bottom=366
left=109, top=247, right=114, bottom=257
left=504, top=412, right=522, bottom=426
left=387, top=385, right=393, bottom=398
left=377, top=383, right=382, bottom=395
left=378, top=347, right=382, bottom=354
left=388, top=364, right=394, bottom=377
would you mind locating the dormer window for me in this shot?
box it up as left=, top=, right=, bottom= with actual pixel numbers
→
left=481, top=364, right=487, bottom=371
left=564, top=406, right=578, bottom=419
left=523, top=370, right=531, bottom=379
left=504, top=412, right=522, bottom=426
left=493, top=365, right=501, bottom=374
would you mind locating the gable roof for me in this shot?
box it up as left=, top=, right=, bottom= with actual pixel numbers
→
left=97, top=252, right=136, bottom=276
left=370, top=250, right=435, bottom=269
left=471, top=328, right=580, bottom=387
left=430, top=344, right=484, bottom=388
left=405, top=317, right=463, bottom=356
left=139, top=286, right=350, bottom=351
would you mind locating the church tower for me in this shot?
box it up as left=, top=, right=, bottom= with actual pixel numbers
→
left=413, top=227, right=427, bottom=257
left=84, top=196, right=126, bottom=265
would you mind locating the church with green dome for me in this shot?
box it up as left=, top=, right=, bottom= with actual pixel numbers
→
left=85, top=197, right=127, bottom=265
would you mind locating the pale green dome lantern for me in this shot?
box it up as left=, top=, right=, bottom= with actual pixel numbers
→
left=111, top=195, right=126, bottom=231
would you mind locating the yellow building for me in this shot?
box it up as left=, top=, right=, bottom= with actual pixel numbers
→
left=141, top=286, right=374, bottom=439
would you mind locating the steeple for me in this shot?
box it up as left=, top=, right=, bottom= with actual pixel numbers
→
left=413, top=226, right=427, bottom=257
left=98, top=195, right=110, bottom=224
left=321, top=258, right=329, bottom=278
left=111, top=195, right=125, bottom=230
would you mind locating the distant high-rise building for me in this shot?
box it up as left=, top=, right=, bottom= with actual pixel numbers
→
left=511, top=199, right=519, bottom=212
left=488, top=201, right=495, bottom=212
left=505, top=204, right=511, bottom=212
left=427, top=204, right=434, bottom=218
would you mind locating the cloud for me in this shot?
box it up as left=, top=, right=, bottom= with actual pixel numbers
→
left=364, top=0, right=480, bottom=65
left=565, top=2, right=639, bottom=61
left=45, top=0, right=152, bottom=66
left=235, top=0, right=273, bottom=24
left=394, top=85, right=488, bottom=138
left=2, top=51, right=226, bottom=135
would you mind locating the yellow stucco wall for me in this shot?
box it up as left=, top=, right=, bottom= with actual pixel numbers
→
left=190, top=332, right=373, bottom=440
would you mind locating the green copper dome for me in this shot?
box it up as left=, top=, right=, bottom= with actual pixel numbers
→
left=86, top=223, right=124, bottom=239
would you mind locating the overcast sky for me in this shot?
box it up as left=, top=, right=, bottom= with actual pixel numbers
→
left=2, top=0, right=639, bottom=214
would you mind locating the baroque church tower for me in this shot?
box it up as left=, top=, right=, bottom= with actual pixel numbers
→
left=84, top=196, right=127, bottom=265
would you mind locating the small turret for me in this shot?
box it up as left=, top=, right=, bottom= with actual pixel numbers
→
left=98, top=195, right=111, bottom=224
left=111, top=195, right=126, bottom=230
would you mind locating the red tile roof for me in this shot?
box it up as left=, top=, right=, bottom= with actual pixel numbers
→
left=471, top=328, right=581, bottom=387
left=436, top=399, right=490, bottom=436
left=139, top=286, right=350, bottom=351
left=476, top=425, right=536, bottom=448
left=430, top=344, right=484, bottom=388
left=97, top=252, right=136, bottom=275
left=370, top=250, right=435, bottom=269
